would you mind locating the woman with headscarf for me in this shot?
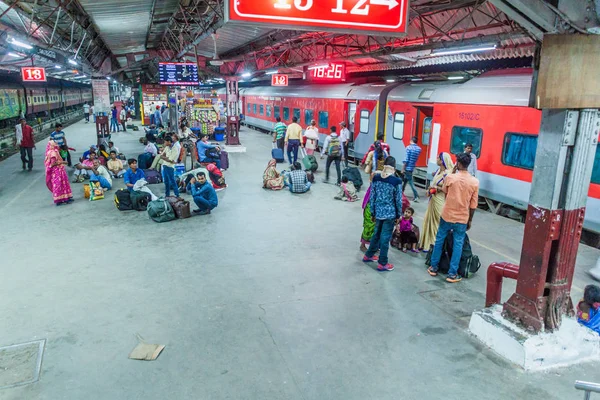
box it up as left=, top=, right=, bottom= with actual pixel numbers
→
left=360, top=146, right=389, bottom=252
left=206, top=163, right=227, bottom=191
left=364, top=141, right=387, bottom=174
left=419, top=152, right=455, bottom=251
left=44, top=140, right=73, bottom=206
left=303, top=119, right=319, bottom=155
left=263, top=159, right=284, bottom=190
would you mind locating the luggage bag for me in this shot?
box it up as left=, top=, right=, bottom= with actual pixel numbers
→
left=144, top=168, right=162, bottom=184
left=130, top=190, right=152, bottom=211
left=147, top=198, right=176, bottom=223
left=342, top=167, right=363, bottom=191
left=165, top=196, right=192, bottom=219
left=114, top=189, right=133, bottom=211
left=219, top=150, right=229, bottom=170
left=301, top=148, right=318, bottom=172
left=424, top=233, right=481, bottom=278
left=271, top=143, right=285, bottom=163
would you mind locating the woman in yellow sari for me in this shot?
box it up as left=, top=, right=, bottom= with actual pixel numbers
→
left=419, top=152, right=454, bottom=252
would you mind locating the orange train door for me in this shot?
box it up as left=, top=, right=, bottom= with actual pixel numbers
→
left=413, top=107, right=433, bottom=167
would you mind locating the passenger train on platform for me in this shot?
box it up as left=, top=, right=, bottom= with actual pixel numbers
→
left=0, top=71, right=92, bottom=128
left=238, top=69, right=600, bottom=241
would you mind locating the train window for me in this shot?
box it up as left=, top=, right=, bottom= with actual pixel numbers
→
left=359, top=110, right=370, bottom=134
left=293, top=108, right=300, bottom=121
left=392, top=113, right=404, bottom=140
left=318, top=111, right=328, bottom=129
left=305, top=109, right=314, bottom=125
left=253, top=104, right=257, bottom=114
left=502, top=133, right=538, bottom=170
left=283, top=107, right=290, bottom=120
left=247, top=103, right=251, bottom=113
left=0, top=99, right=3, bottom=107
left=450, top=126, right=482, bottom=157
left=591, top=146, right=600, bottom=185
left=274, top=106, right=280, bottom=120
left=266, top=105, right=272, bottom=118
left=259, top=105, right=264, bottom=115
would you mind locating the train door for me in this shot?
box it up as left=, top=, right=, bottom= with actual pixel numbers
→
left=414, top=107, right=433, bottom=167
left=344, top=101, right=356, bottom=139
left=351, top=100, right=378, bottom=161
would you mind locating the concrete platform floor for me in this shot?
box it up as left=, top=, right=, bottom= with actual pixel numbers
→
left=0, top=120, right=599, bottom=400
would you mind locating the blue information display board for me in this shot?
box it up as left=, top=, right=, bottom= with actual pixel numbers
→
left=158, top=62, right=199, bottom=86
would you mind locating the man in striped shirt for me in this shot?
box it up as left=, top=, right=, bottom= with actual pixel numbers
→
left=402, top=136, right=422, bottom=202
left=272, top=117, right=286, bottom=150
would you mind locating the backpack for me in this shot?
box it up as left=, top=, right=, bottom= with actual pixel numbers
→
left=114, top=189, right=133, bottom=211
left=147, top=198, right=176, bottom=223
left=130, top=190, right=152, bottom=211
left=327, top=136, right=341, bottom=157
left=424, top=232, right=481, bottom=278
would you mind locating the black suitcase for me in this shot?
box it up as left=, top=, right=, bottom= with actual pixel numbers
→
left=342, top=167, right=363, bottom=191
left=130, top=191, right=152, bottom=211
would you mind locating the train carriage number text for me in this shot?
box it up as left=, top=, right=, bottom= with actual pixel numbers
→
left=458, top=112, right=480, bottom=121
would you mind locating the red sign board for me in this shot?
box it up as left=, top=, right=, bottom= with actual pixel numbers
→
left=225, top=0, right=408, bottom=36
left=307, top=63, right=346, bottom=82
left=271, top=74, right=289, bottom=86
left=21, top=67, right=47, bottom=82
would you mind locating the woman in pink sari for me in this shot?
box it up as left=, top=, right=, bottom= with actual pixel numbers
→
left=45, top=140, right=73, bottom=206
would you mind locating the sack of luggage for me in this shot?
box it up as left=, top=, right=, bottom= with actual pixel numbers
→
left=301, top=149, right=318, bottom=172
left=130, top=190, right=152, bottom=211
left=114, top=189, right=133, bottom=211
left=138, top=153, right=154, bottom=170
left=272, top=143, right=285, bottom=163
left=165, top=196, right=191, bottom=219
left=89, top=181, right=104, bottom=201
left=424, top=232, right=480, bottom=278
left=83, top=184, right=91, bottom=199
left=144, top=168, right=162, bottom=184
left=147, top=198, right=176, bottom=223
left=342, top=167, right=363, bottom=191
left=220, top=150, right=229, bottom=170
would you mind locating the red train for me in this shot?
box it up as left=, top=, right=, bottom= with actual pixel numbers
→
left=239, top=69, right=600, bottom=240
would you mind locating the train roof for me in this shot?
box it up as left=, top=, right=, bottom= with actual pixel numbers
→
left=388, top=71, right=533, bottom=107
left=240, top=83, right=383, bottom=101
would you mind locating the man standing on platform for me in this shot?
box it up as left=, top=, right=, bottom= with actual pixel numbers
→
left=159, top=136, right=180, bottom=198
left=284, top=116, right=303, bottom=165
left=15, top=118, right=35, bottom=171
left=321, top=126, right=344, bottom=185
left=273, top=117, right=287, bottom=150
left=402, top=136, right=422, bottom=202
left=465, top=143, right=478, bottom=177
left=339, top=121, right=351, bottom=168
left=83, top=102, right=90, bottom=123
left=120, top=106, right=127, bottom=132
left=427, top=152, right=479, bottom=283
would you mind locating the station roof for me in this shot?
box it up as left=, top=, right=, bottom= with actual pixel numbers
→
left=0, top=0, right=598, bottom=85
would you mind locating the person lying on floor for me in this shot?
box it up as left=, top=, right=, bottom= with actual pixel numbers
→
left=73, top=151, right=97, bottom=183
left=187, top=171, right=218, bottom=215
left=107, top=151, right=125, bottom=178
left=124, top=159, right=145, bottom=192
left=89, top=159, right=112, bottom=191
left=285, top=162, right=311, bottom=194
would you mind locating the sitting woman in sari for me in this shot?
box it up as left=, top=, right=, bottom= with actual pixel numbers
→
left=419, top=152, right=454, bottom=252
left=206, top=163, right=227, bottom=191
left=45, top=140, right=74, bottom=206
left=263, top=159, right=284, bottom=190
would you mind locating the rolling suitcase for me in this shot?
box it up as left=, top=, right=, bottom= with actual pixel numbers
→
left=272, top=143, right=285, bottom=163
left=219, top=150, right=229, bottom=170
left=144, top=168, right=162, bottom=184
left=300, top=148, right=318, bottom=172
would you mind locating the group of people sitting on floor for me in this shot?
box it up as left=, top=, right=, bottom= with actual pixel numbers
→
left=262, top=160, right=311, bottom=194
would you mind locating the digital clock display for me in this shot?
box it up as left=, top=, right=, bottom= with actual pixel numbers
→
left=307, top=63, right=346, bottom=82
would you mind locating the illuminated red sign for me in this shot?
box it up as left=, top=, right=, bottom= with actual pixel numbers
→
left=307, top=63, right=346, bottom=82
left=271, top=74, right=289, bottom=86
left=21, top=67, right=46, bottom=82
left=225, top=0, right=408, bottom=36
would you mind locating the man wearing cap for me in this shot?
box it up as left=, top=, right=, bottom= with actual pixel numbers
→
left=339, top=121, right=351, bottom=168
left=82, top=145, right=97, bottom=161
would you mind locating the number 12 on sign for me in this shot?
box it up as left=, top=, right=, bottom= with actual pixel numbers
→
left=271, top=75, right=288, bottom=86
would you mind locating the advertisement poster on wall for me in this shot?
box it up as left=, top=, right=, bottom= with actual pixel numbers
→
left=92, top=79, right=110, bottom=113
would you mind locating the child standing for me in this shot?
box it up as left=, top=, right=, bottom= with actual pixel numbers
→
left=334, top=176, right=358, bottom=202
left=577, top=284, right=600, bottom=334
left=399, top=207, right=420, bottom=253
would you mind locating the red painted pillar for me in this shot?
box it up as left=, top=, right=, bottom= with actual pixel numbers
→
left=502, top=109, right=599, bottom=332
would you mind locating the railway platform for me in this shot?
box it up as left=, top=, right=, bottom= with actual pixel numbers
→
left=0, top=120, right=599, bottom=400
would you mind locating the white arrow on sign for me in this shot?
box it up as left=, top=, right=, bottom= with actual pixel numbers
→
left=370, top=0, right=399, bottom=10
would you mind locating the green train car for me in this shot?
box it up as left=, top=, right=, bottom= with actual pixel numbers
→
left=0, top=88, right=25, bottom=123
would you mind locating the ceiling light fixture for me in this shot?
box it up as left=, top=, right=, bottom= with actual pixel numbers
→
left=10, top=38, right=33, bottom=49
left=241, top=72, right=251, bottom=78
left=410, top=78, right=423, bottom=81
left=55, top=65, right=62, bottom=69
left=447, top=76, right=465, bottom=80
left=265, top=70, right=278, bottom=75
left=7, top=52, right=21, bottom=57
left=386, top=79, right=396, bottom=83
left=432, top=44, right=497, bottom=57
left=68, top=59, right=78, bottom=65
left=307, top=64, right=330, bottom=70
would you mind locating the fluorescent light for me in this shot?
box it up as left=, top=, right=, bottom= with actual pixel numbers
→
left=68, top=59, right=77, bottom=65
left=55, top=65, right=62, bottom=69
left=265, top=70, right=278, bottom=75
left=7, top=52, right=21, bottom=57
left=432, top=44, right=497, bottom=57
left=447, top=76, right=465, bottom=80
left=410, top=78, right=423, bottom=81
left=241, top=72, right=251, bottom=78
left=386, top=79, right=396, bottom=83
left=10, top=39, right=33, bottom=49
left=307, top=64, right=329, bottom=70
left=106, top=77, right=111, bottom=80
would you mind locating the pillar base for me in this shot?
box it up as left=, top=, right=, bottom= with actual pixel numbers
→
left=469, top=305, right=600, bottom=371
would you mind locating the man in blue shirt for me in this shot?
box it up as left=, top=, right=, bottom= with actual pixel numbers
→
left=110, top=106, right=120, bottom=132
left=402, top=136, right=422, bottom=202
left=154, top=106, right=163, bottom=128
left=50, top=123, right=71, bottom=166
left=362, top=156, right=403, bottom=272
left=187, top=171, right=218, bottom=215
left=196, top=135, right=222, bottom=169
left=123, top=159, right=145, bottom=191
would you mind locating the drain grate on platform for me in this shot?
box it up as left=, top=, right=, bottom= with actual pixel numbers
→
left=0, top=340, right=45, bottom=389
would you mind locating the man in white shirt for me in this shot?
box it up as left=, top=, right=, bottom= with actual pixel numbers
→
left=339, top=121, right=351, bottom=168
left=83, top=103, right=90, bottom=123
left=464, top=143, right=477, bottom=177
left=89, top=159, right=113, bottom=190
left=119, top=107, right=127, bottom=132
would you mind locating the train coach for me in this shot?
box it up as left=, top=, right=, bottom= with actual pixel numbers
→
left=239, top=69, right=600, bottom=239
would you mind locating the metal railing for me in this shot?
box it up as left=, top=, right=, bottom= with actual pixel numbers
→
left=575, top=381, right=600, bottom=399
